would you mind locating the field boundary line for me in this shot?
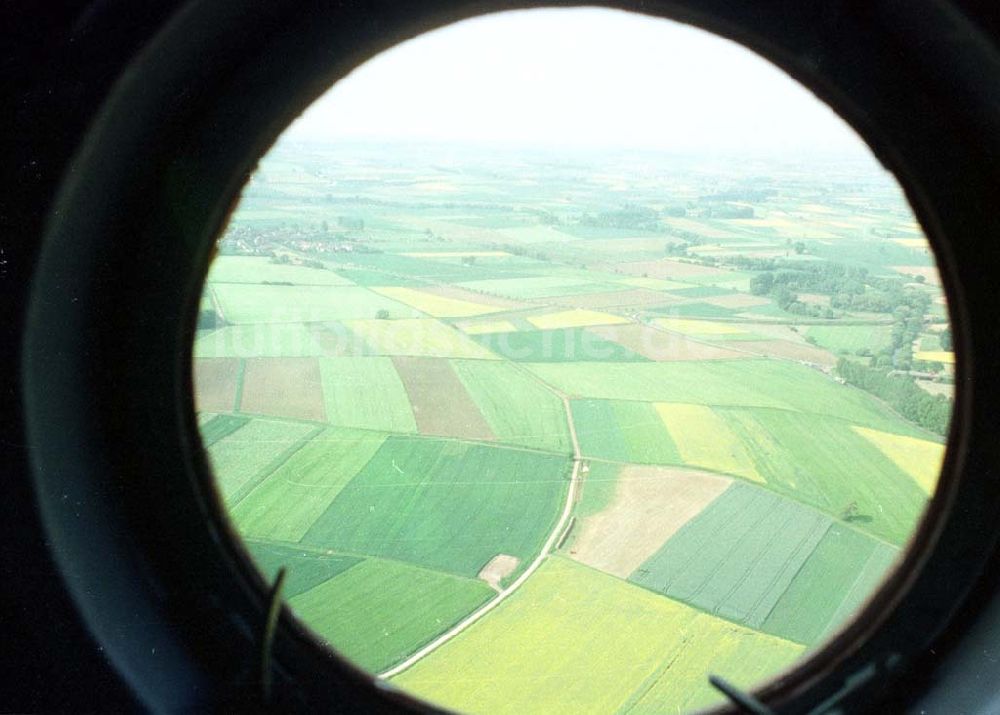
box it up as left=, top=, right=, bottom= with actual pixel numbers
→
left=378, top=391, right=583, bottom=679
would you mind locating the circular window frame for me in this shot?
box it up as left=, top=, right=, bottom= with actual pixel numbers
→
left=20, top=0, right=1000, bottom=712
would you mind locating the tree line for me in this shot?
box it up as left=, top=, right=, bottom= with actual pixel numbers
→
left=836, top=358, right=950, bottom=436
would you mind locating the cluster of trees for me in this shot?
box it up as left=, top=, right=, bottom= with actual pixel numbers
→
left=268, top=254, right=325, bottom=270
left=749, top=272, right=834, bottom=318
left=745, top=260, right=930, bottom=321
left=699, top=187, right=777, bottom=202
left=836, top=358, right=951, bottom=435
left=702, top=204, right=754, bottom=219
left=579, top=203, right=660, bottom=231
left=485, top=241, right=550, bottom=262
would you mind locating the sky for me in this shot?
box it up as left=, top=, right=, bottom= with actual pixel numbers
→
left=283, top=7, right=869, bottom=156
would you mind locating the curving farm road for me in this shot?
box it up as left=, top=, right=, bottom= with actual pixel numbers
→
left=378, top=394, right=582, bottom=679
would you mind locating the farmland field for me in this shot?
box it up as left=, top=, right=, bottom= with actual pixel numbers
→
left=393, top=557, right=804, bottom=714
left=194, top=104, right=952, bottom=712
left=317, top=356, right=417, bottom=432
left=289, top=557, right=494, bottom=672
left=300, top=436, right=571, bottom=577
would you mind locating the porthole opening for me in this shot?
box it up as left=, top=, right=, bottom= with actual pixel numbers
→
left=190, top=8, right=953, bottom=713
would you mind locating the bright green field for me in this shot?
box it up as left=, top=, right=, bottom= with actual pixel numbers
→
left=393, top=557, right=803, bottom=714
left=194, top=323, right=326, bottom=357
left=571, top=399, right=681, bottom=465
left=318, top=357, right=417, bottom=432
left=213, top=284, right=421, bottom=323
left=762, top=524, right=898, bottom=644
left=804, top=324, right=893, bottom=354
left=453, top=360, right=572, bottom=454
left=289, top=557, right=493, bottom=673
left=245, top=540, right=362, bottom=598
left=631, top=483, right=830, bottom=629
left=301, top=437, right=571, bottom=577
left=526, top=359, right=929, bottom=435
left=230, top=428, right=386, bottom=542
left=207, top=255, right=355, bottom=285
left=206, top=419, right=317, bottom=502
left=719, top=407, right=928, bottom=544
left=471, top=328, right=648, bottom=362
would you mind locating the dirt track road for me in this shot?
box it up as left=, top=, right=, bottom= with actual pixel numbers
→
left=378, top=394, right=582, bottom=679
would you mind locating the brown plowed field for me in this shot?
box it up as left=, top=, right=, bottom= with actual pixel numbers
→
left=240, top=357, right=326, bottom=421
left=570, top=465, right=731, bottom=578
left=392, top=356, right=495, bottom=440
left=587, top=324, right=747, bottom=361
left=193, top=357, right=240, bottom=412
left=617, top=259, right=737, bottom=280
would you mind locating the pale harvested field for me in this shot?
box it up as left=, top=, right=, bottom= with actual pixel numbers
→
left=701, top=293, right=773, bottom=309
left=654, top=318, right=750, bottom=336
left=892, top=238, right=929, bottom=249
left=391, top=356, right=495, bottom=441
left=478, top=554, right=520, bottom=591
left=240, top=357, right=326, bottom=421
left=914, top=350, right=955, bottom=364
left=549, top=288, right=680, bottom=310
left=618, top=259, right=737, bottom=280
left=421, top=284, right=525, bottom=310
left=193, top=357, right=240, bottom=412
left=734, top=340, right=837, bottom=366
left=587, top=324, right=746, bottom=361
left=892, top=265, right=942, bottom=285
left=528, top=309, right=630, bottom=330
left=458, top=320, right=519, bottom=335
left=570, top=466, right=732, bottom=578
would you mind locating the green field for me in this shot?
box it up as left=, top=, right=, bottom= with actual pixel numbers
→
left=245, top=540, right=362, bottom=598
left=526, top=359, right=930, bottom=435
left=289, top=557, right=494, bottom=672
left=199, top=414, right=249, bottom=447
left=762, top=524, right=898, bottom=643
left=196, top=139, right=949, bottom=710
left=631, top=483, right=829, bottom=629
left=213, top=284, right=421, bottom=323
left=394, top=557, right=803, bottom=714
left=207, top=255, right=355, bottom=285
left=206, top=419, right=317, bottom=501
left=345, top=318, right=500, bottom=359
left=230, top=428, right=386, bottom=542
left=301, top=437, right=571, bottom=577
left=193, top=323, right=326, bottom=358
left=804, top=324, right=893, bottom=354
left=719, top=408, right=927, bottom=544
left=571, top=399, right=682, bottom=465
left=471, top=327, right=648, bottom=362
left=453, top=360, right=572, bottom=454
left=318, top=357, right=417, bottom=432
